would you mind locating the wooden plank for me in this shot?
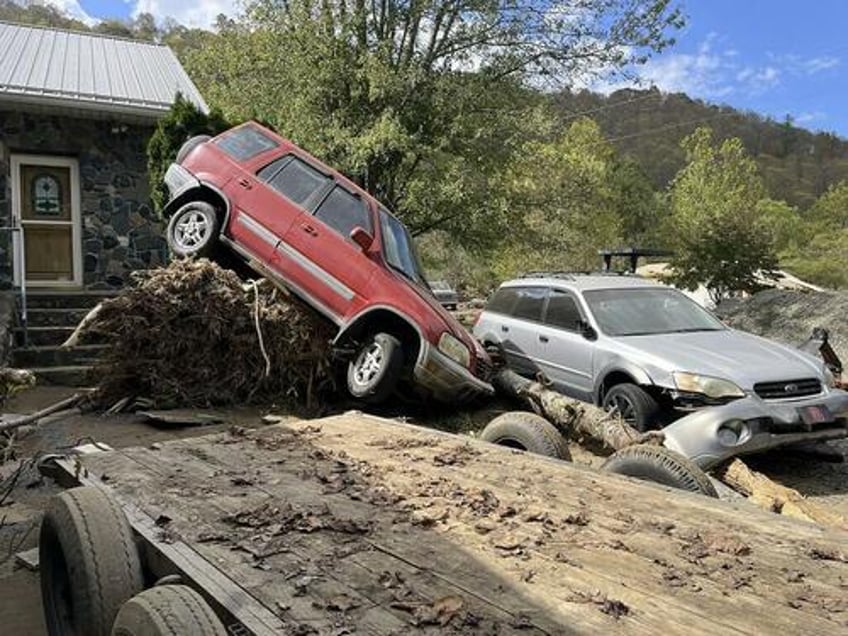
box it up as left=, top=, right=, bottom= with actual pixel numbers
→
left=61, top=414, right=848, bottom=634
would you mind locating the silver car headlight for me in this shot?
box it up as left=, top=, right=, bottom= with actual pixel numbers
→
left=438, top=332, right=471, bottom=368
left=673, top=371, right=745, bottom=400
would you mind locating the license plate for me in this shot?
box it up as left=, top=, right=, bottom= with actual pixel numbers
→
left=798, top=404, right=835, bottom=428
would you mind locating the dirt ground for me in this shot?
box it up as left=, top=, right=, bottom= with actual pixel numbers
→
left=0, top=387, right=846, bottom=634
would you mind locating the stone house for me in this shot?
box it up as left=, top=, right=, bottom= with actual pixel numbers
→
left=0, top=21, right=207, bottom=291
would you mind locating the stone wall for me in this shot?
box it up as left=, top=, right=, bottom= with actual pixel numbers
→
left=0, top=110, right=168, bottom=289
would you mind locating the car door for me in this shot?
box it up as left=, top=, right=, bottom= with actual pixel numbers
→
left=536, top=288, right=595, bottom=400
left=497, top=286, right=547, bottom=377
left=220, top=134, right=293, bottom=261
left=280, top=184, right=377, bottom=319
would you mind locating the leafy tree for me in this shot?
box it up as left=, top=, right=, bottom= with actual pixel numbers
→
left=610, top=157, right=665, bottom=246
left=667, top=128, right=777, bottom=301
left=146, top=95, right=231, bottom=216
left=183, top=0, right=683, bottom=246
left=493, top=118, right=623, bottom=276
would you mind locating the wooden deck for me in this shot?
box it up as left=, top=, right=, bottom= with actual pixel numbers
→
left=56, top=413, right=848, bottom=635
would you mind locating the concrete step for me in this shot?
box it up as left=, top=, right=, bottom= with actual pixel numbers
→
left=25, top=308, right=91, bottom=328
left=12, top=344, right=107, bottom=368
left=14, top=326, right=106, bottom=347
left=30, top=365, right=94, bottom=387
left=23, top=291, right=118, bottom=310
left=14, top=326, right=75, bottom=347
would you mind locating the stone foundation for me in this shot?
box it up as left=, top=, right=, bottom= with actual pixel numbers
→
left=0, top=110, right=167, bottom=289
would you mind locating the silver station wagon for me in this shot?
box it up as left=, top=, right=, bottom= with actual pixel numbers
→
left=473, top=273, right=848, bottom=467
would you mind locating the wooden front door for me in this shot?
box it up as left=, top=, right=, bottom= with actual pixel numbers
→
left=11, top=155, right=82, bottom=287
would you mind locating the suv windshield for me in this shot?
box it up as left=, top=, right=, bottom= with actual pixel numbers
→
left=379, top=208, right=426, bottom=285
left=583, top=287, right=725, bottom=336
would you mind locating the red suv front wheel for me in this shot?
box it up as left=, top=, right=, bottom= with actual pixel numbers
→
left=347, top=332, right=404, bottom=404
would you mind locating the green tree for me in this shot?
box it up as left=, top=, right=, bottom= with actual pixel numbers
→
left=146, top=95, right=230, bottom=216
left=183, top=0, right=684, bottom=246
left=667, top=127, right=777, bottom=301
left=493, top=118, right=623, bottom=276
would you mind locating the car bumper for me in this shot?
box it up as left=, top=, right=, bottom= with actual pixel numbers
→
left=662, top=390, right=848, bottom=469
left=164, top=163, right=200, bottom=199
left=413, top=342, right=495, bottom=403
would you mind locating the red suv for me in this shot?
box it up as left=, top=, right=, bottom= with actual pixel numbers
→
left=163, top=122, right=494, bottom=403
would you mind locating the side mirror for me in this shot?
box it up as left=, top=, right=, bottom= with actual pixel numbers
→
left=577, top=320, right=597, bottom=341
left=349, top=226, right=374, bottom=251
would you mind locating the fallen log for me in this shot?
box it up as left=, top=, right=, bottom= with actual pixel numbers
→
left=493, top=369, right=664, bottom=451
left=0, top=393, right=85, bottom=434
left=715, top=458, right=847, bottom=529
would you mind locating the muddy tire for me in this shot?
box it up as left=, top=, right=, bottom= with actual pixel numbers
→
left=347, top=332, right=403, bottom=404
left=40, top=486, right=143, bottom=636
left=602, top=444, right=718, bottom=497
left=602, top=383, right=661, bottom=432
left=480, top=411, right=571, bottom=460
left=166, top=201, right=220, bottom=258
left=175, top=135, right=211, bottom=164
left=111, top=585, right=227, bottom=636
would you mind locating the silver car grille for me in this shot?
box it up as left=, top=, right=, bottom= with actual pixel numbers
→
left=753, top=378, right=822, bottom=400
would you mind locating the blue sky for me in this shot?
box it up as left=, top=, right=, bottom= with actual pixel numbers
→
left=57, top=0, right=848, bottom=137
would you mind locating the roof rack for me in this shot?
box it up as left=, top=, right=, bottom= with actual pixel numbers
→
left=598, top=247, right=674, bottom=273
left=518, top=270, right=634, bottom=279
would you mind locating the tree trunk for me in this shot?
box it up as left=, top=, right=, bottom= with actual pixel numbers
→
left=493, top=369, right=664, bottom=451
left=715, top=458, right=847, bottom=529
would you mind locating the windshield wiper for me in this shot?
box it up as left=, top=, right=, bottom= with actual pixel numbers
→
left=668, top=327, right=724, bottom=333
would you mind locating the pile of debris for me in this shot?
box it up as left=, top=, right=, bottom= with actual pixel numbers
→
left=67, top=259, right=336, bottom=409
left=716, top=288, right=848, bottom=355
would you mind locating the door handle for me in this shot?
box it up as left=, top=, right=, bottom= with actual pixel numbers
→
left=539, top=335, right=549, bottom=343
left=237, top=177, right=252, bottom=190
left=500, top=325, right=509, bottom=333
left=300, top=223, right=318, bottom=236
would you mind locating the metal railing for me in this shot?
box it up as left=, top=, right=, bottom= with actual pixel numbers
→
left=0, top=225, right=27, bottom=348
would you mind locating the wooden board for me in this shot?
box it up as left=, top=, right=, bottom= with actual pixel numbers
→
left=63, top=413, right=848, bottom=635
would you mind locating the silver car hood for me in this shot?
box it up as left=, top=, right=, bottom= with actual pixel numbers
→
left=617, top=329, right=823, bottom=389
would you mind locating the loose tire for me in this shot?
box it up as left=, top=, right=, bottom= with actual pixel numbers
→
left=602, top=383, right=661, bottom=432
left=175, top=135, right=211, bottom=164
left=40, top=486, right=143, bottom=636
left=602, top=444, right=718, bottom=497
left=347, top=332, right=403, bottom=404
left=111, top=585, right=227, bottom=636
left=166, top=201, right=220, bottom=258
left=479, top=411, right=571, bottom=460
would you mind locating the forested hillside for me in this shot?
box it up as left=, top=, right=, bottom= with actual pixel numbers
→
left=554, top=88, right=848, bottom=210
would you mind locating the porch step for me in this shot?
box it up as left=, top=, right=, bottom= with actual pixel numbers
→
left=14, top=326, right=75, bottom=347
left=29, top=365, right=94, bottom=387
left=25, top=307, right=92, bottom=328
left=24, top=291, right=118, bottom=310
left=12, top=344, right=106, bottom=368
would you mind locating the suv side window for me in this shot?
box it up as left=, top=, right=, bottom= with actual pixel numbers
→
left=258, top=156, right=330, bottom=207
left=487, top=287, right=519, bottom=315
left=214, top=127, right=278, bottom=161
left=511, top=287, right=547, bottom=321
left=544, top=289, right=583, bottom=331
left=314, top=186, right=372, bottom=239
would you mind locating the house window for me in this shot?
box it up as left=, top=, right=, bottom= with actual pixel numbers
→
left=31, top=174, right=63, bottom=216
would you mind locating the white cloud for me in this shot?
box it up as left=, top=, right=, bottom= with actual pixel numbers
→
left=21, top=0, right=96, bottom=25
left=132, top=0, right=241, bottom=29
left=801, top=56, right=840, bottom=74
left=795, top=111, right=826, bottom=124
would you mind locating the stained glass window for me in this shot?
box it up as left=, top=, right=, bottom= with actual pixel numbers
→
left=32, top=174, right=62, bottom=216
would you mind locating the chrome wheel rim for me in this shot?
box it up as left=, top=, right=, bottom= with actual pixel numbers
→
left=352, top=342, right=384, bottom=388
left=174, top=209, right=210, bottom=251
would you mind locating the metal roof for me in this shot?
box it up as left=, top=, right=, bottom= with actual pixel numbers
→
left=0, top=21, right=208, bottom=119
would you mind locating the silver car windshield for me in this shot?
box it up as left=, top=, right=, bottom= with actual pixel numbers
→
left=583, top=288, right=726, bottom=337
